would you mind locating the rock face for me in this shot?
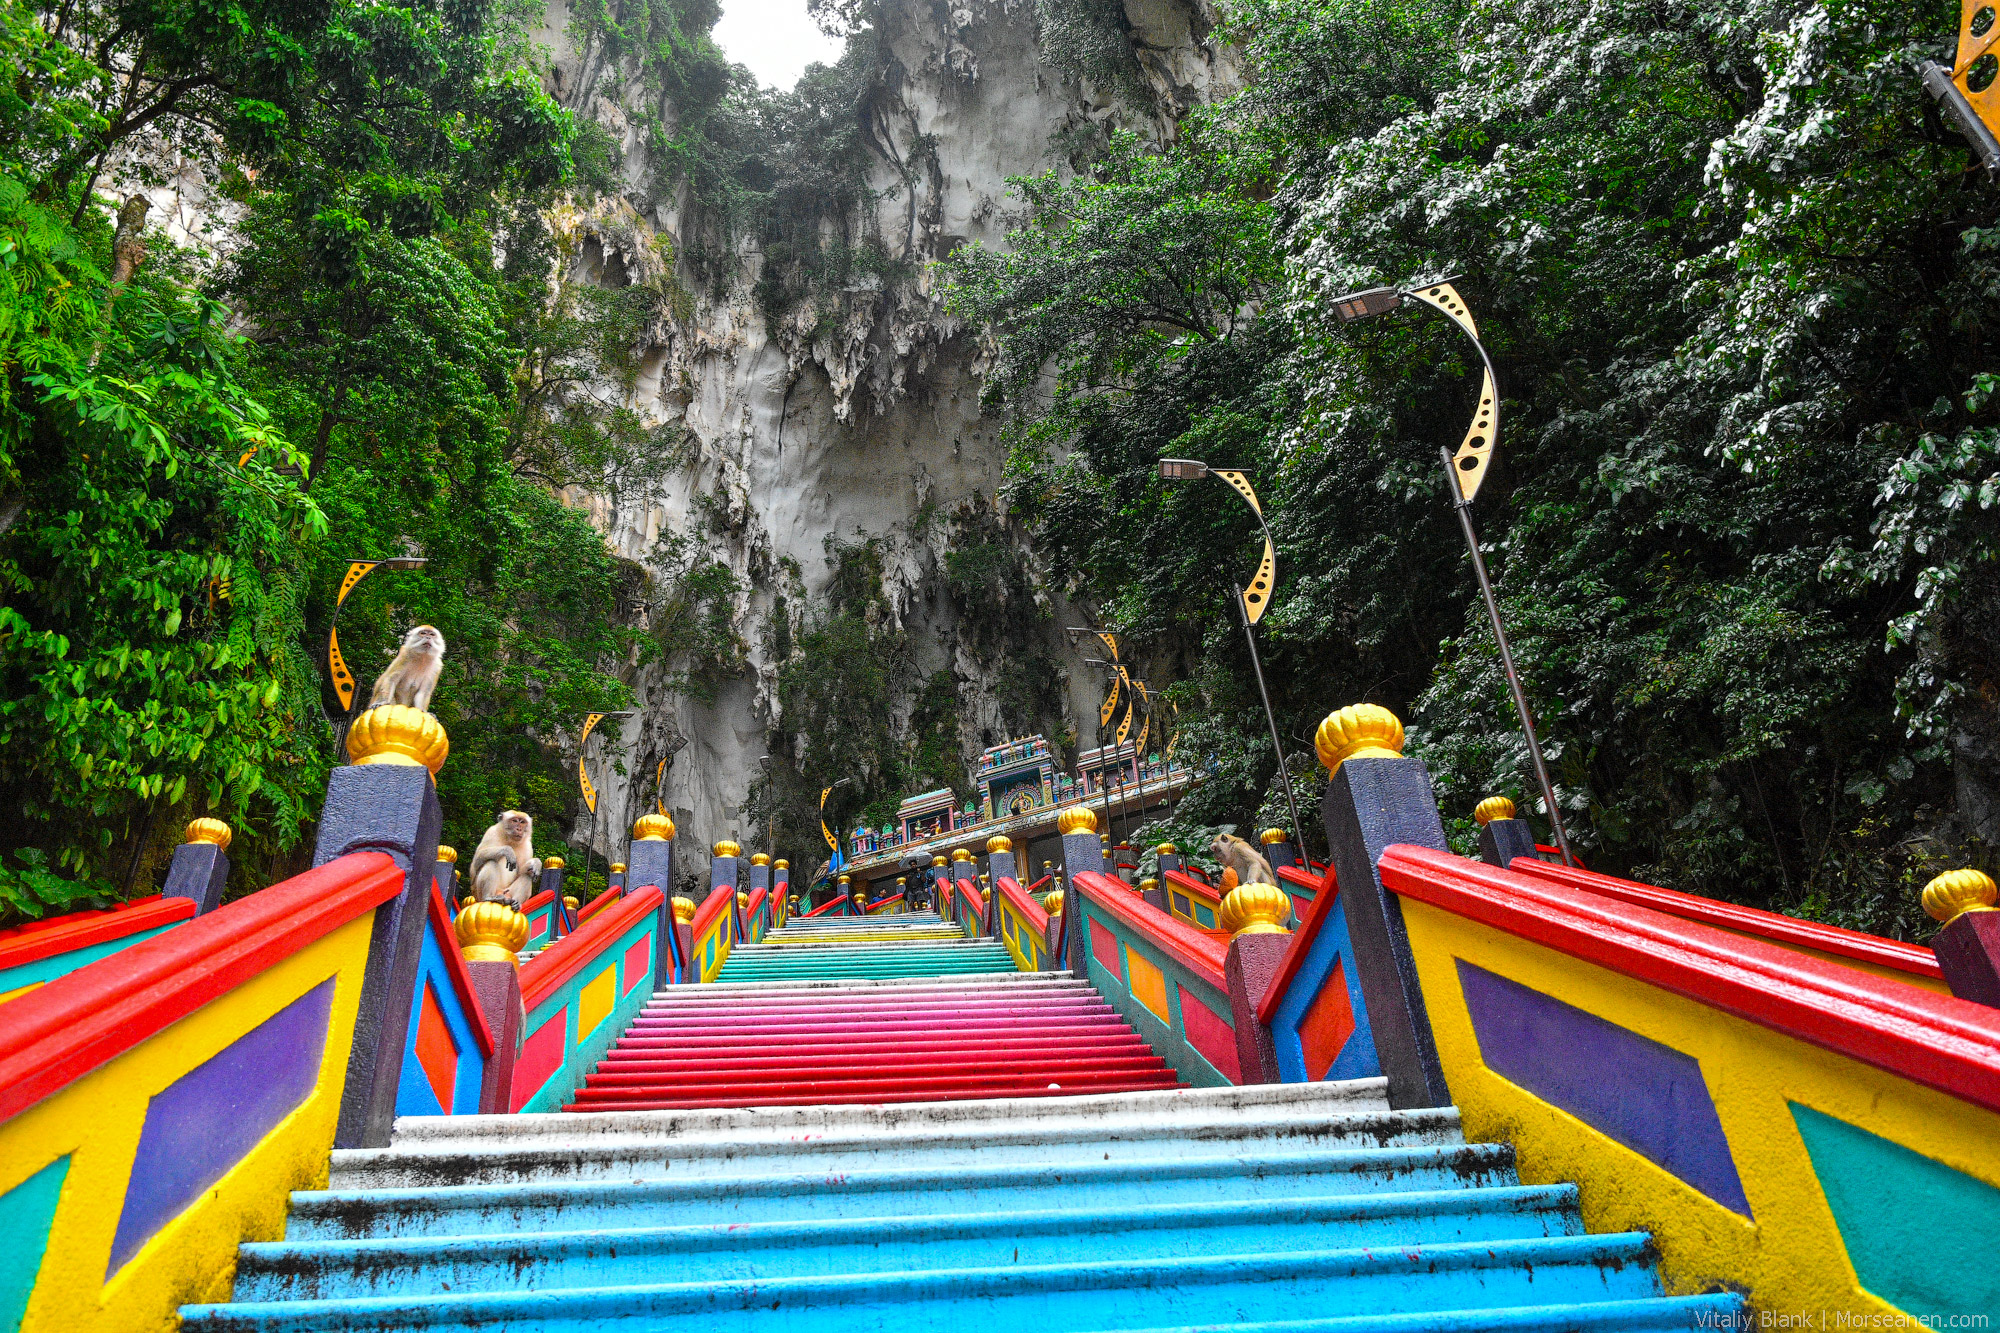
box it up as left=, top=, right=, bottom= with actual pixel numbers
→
left=540, top=0, right=1239, bottom=861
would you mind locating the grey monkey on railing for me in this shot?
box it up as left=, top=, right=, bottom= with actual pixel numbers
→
left=367, top=624, right=445, bottom=713
left=471, top=810, right=542, bottom=907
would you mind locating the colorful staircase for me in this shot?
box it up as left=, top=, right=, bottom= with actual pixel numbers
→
left=179, top=1081, right=1738, bottom=1331
left=720, top=908, right=1014, bottom=980
left=570, top=971, right=1184, bottom=1109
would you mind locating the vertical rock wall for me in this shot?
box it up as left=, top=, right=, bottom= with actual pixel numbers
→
left=544, top=0, right=1239, bottom=860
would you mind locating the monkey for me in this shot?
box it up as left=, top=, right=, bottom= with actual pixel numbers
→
left=366, top=624, right=446, bottom=714
left=1210, top=832, right=1278, bottom=888
left=470, top=810, right=542, bottom=907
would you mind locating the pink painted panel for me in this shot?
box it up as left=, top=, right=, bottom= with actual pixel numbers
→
left=509, top=1005, right=568, bottom=1112
left=622, top=934, right=653, bottom=995
left=1088, top=919, right=1124, bottom=981
left=1178, top=983, right=1241, bottom=1083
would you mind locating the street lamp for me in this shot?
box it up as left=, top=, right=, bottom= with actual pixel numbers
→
left=820, top=777, right=853, bottom=895
left=1153, top=460, right=1307, bottom=857
left=1328, top=278, right=1575, bottom=864
left=575, top=709, right=636, bottom=935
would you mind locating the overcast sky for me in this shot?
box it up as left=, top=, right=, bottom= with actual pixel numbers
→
left=712, top=0, right=847, bottom=89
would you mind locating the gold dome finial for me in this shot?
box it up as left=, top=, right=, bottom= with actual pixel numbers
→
left=774, top=859, right=788, bottom=870
left=185, top=817, right=233, bottom=851
left=1315, top=703, right=1404, bottom=776
left=1260, top=828, right=1288, bottom=846
left=456, top=902, right=530, bottom=964
left=633, top=812, right=675, bottom=841
left=897, top=877, right=907, bottom=886
left=460, top=894, right=474, bottom=909
left=1473, top=796, right=1516, bottom=826
left=1154, top=842, right=1177, bottom=857
left=671, top=895, right=696, bottom=923
left=750, top=852, right=771, bottom=867
left=1138, top=877, right=1159, bottom=896
left=838, top=874, right=851, bottom=886
left=987, top=835, right=1013, bottom=853
left=853, top=892, right=866, bottom=906
left=713, top=839, right=742, bottom=858
left=346, top=705, right=450, bottom=774
left=737, top=891, right=749, bottom=909
left=1056, top=806, right=1098, bottom=836
left=1219, top=882, right=1293, bottom=938
left=563, top=895, right=579, bottom=910
left=544, top=856, right=564, bottom=871
left=952, top=847, right=974, bottom=863
left=610, top=862, right=626, bottom=874
left=933, top=855, right=949, bottom=867
left=1923, top=868, right=1998, bottom=926
left=981, top=887, right=991, bottom=903
left=436, top=844, right=458, bottom=863
left=1043, top=890, right=1063, bottom=915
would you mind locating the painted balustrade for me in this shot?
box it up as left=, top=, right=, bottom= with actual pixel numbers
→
left=864, top=892, right=906, bottom=915
left=508, top=886, right=664, bottom=1112
left=686, top=882, right=738, bottom=982
left=1379, top=842, right=2000, bottom=1323
left=520, top=887, right=561, bottom=949
left=1070, top=869, right=1243, bottom=1084
left=1161, top=868, right=1223, bottom=930
left=991, top=876, right=1050, bottom=972
left=0, top=850, right=406, bottom=1332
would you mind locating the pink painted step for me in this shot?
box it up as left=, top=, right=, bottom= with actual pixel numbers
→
left=566, top=976, right=1183, bottom=1112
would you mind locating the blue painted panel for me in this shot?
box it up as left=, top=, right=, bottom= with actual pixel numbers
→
left=0, top=1156, right=69, bottom=1333
left=1458, top=959, right=1751, bottom=1216
left=1792, top=1102, right=2000, bottom=1319
left=109, top=978, right=335, bottom=1273
left=1268, top=884, right=1379, bottom=1084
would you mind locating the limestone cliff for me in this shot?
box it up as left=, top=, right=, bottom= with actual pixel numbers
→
left=539, top=0, right=1240, bottom=860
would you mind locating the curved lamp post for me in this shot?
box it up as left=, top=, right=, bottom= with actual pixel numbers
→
left=1329, top=279, right=1575, bottom=864
left=1152, top=461, right=1308, bottom=855
left=318, top=556, right=427, bottom=753
left=574, top=709, right=636, bottom=935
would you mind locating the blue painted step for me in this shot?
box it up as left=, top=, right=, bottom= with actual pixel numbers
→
left=181, top=1057, right=1741, bottom=1330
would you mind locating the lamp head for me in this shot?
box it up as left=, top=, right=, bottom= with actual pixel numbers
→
left=1157, top=458, right=1209, bottom=481
left=1331, top=287, right=1408, bottom=322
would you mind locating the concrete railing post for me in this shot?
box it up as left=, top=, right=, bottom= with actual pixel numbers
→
left=163, top=818, right=233, bottom=914
left=1317, top=704, right=1453, bottom=1110
left=312, top=706, right=446, bottom=1149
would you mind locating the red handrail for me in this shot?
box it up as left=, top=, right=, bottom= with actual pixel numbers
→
left=0, top=852, right=405, bottom=1122
left=1380, top=845, right=2000, bottom=1114
left=0, top=894, right=195, bottom=971
left=576, top=885, right=624, bottom=925
left=520, top=886, right=666, bottom=1011
left=995, top=876, right=1048, bottom=933
left=1507, top=857, right=1942, bottom=982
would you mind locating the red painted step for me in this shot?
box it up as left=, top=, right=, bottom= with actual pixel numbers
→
left=566, top=974, right=1182, bottom=1112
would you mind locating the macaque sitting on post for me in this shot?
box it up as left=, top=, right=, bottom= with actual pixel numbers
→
left=471, top=810, right=542, bottom=907
left=1210, top=832, right=1278, bottom=892
left=367, top=624, right=446, bottom=714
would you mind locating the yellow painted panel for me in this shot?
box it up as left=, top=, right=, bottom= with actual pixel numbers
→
left=575, top=964, right=617, bottom=1040
left=2, top=912, right=375, bottom=1333
left=1, top=980, right=44, bottom=1004
left=1125, top=945, right=1169, bottom=1024
left=1401, top=897, right=2000, bottom=1324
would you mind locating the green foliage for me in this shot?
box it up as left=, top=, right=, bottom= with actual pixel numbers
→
left=946, top=0, right=2000, bottom=932
left=0, top=0, right=641, bottom=921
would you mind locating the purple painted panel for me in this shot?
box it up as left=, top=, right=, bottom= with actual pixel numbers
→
left=1456, top=959, right=1752, bottom=1216
left=107, top=978, right=335, bottom=1274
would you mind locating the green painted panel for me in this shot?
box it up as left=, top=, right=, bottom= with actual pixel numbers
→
left=0, top=1155, right=71, bottom=1333
left=1791, top=1102, right=2000, bottom=1320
